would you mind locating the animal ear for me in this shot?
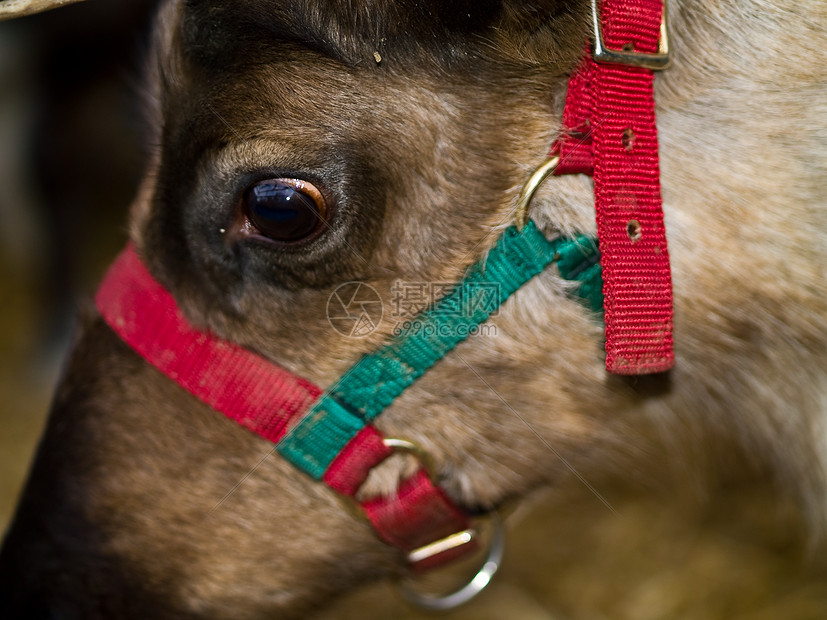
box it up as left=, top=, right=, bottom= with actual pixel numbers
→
left=0, top=0, right=87, bottom=21
left=492, top=0, right=590, bottom=67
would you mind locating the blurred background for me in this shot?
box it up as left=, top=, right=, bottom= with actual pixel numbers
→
left=0, top=0, right=157, bottom=534
left=1, top=2, right=826, bottom=618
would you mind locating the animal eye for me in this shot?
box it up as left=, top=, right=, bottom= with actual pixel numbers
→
left=242, top=178, right=327, bottom=242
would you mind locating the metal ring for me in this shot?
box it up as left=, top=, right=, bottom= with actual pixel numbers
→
left=382, top=437, right=439, bottom=482
left=514, top=155, right=560, bottom=230
left=397, top=511, right=505, bottom=612
left=339, top=438, right=439, bottom=521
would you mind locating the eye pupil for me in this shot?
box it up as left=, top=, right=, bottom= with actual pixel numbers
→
left=243, top=179, right=326, bottom=242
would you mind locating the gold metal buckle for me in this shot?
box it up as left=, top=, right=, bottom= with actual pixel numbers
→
left=591, top=0, right=672, bottom=70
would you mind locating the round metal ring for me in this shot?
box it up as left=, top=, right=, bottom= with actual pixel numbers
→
left=382, top=437, right=439, bottom=482
left=514, top=155, right=560, bottom=230
left=397, top=511, right=506, bottom=612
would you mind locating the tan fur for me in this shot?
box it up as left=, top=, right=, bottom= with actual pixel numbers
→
left=1, top=0, right=825, bottom=618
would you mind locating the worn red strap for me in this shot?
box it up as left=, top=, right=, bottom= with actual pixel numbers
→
left=362, top=469, right=476, bottom=572
left=324, top=428, right=475, bottom=569
left=95, top=245, right=322, bottom=442
left=555, top=0, right=674, bottom=374
left=323, top=426, right=394, bottom=496
left=96, top=245, right=473, bottom=569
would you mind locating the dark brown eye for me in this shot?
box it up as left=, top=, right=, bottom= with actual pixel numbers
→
left=242, top=178, right=327, bottom=242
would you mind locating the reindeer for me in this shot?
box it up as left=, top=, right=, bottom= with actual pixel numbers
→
left=1, top=0, right=825, bottom=618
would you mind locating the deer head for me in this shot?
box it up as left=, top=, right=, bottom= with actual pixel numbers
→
left=1, top=0, right=825, bottom=618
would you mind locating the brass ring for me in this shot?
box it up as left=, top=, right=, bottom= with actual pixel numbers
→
left=514, top=155, right=560, bottom=231
left=382, top=437, right=439, bottom=482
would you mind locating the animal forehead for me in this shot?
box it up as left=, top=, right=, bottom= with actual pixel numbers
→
left=179, top=0, right=501, bottom=64
left=178, top=0, right=574, bottom=68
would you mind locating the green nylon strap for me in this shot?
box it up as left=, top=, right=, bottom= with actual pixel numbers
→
left=556, top=234, right=603, bottom=313
left=277, top=221, right=602, bottom=479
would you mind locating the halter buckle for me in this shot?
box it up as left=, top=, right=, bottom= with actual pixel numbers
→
left=591, top=0, right=672, bottom=70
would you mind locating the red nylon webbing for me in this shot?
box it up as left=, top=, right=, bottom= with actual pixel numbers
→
left=95, top=245, right=475, bottom=569
left=555, top=50, right=596, bottom=176
left=361, top=469, right=476, bottom=570
left=95, top=245, right=321, bottom=442
left=323, top=426, right=393, bottom=496
left=555, top=0, right=674, bottom=374
left=326, top=428, right=476, bottom=569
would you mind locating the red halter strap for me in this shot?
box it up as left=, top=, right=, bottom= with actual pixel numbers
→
left=95, top=246, right=474, bottom=570
left=555, top=0, right=674, bottom=374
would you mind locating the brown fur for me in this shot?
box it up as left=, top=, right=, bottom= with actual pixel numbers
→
left=1, top=0, right=825, bottom=618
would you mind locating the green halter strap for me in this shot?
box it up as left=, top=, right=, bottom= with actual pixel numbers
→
left=277, top=220, right=602, bottom=477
